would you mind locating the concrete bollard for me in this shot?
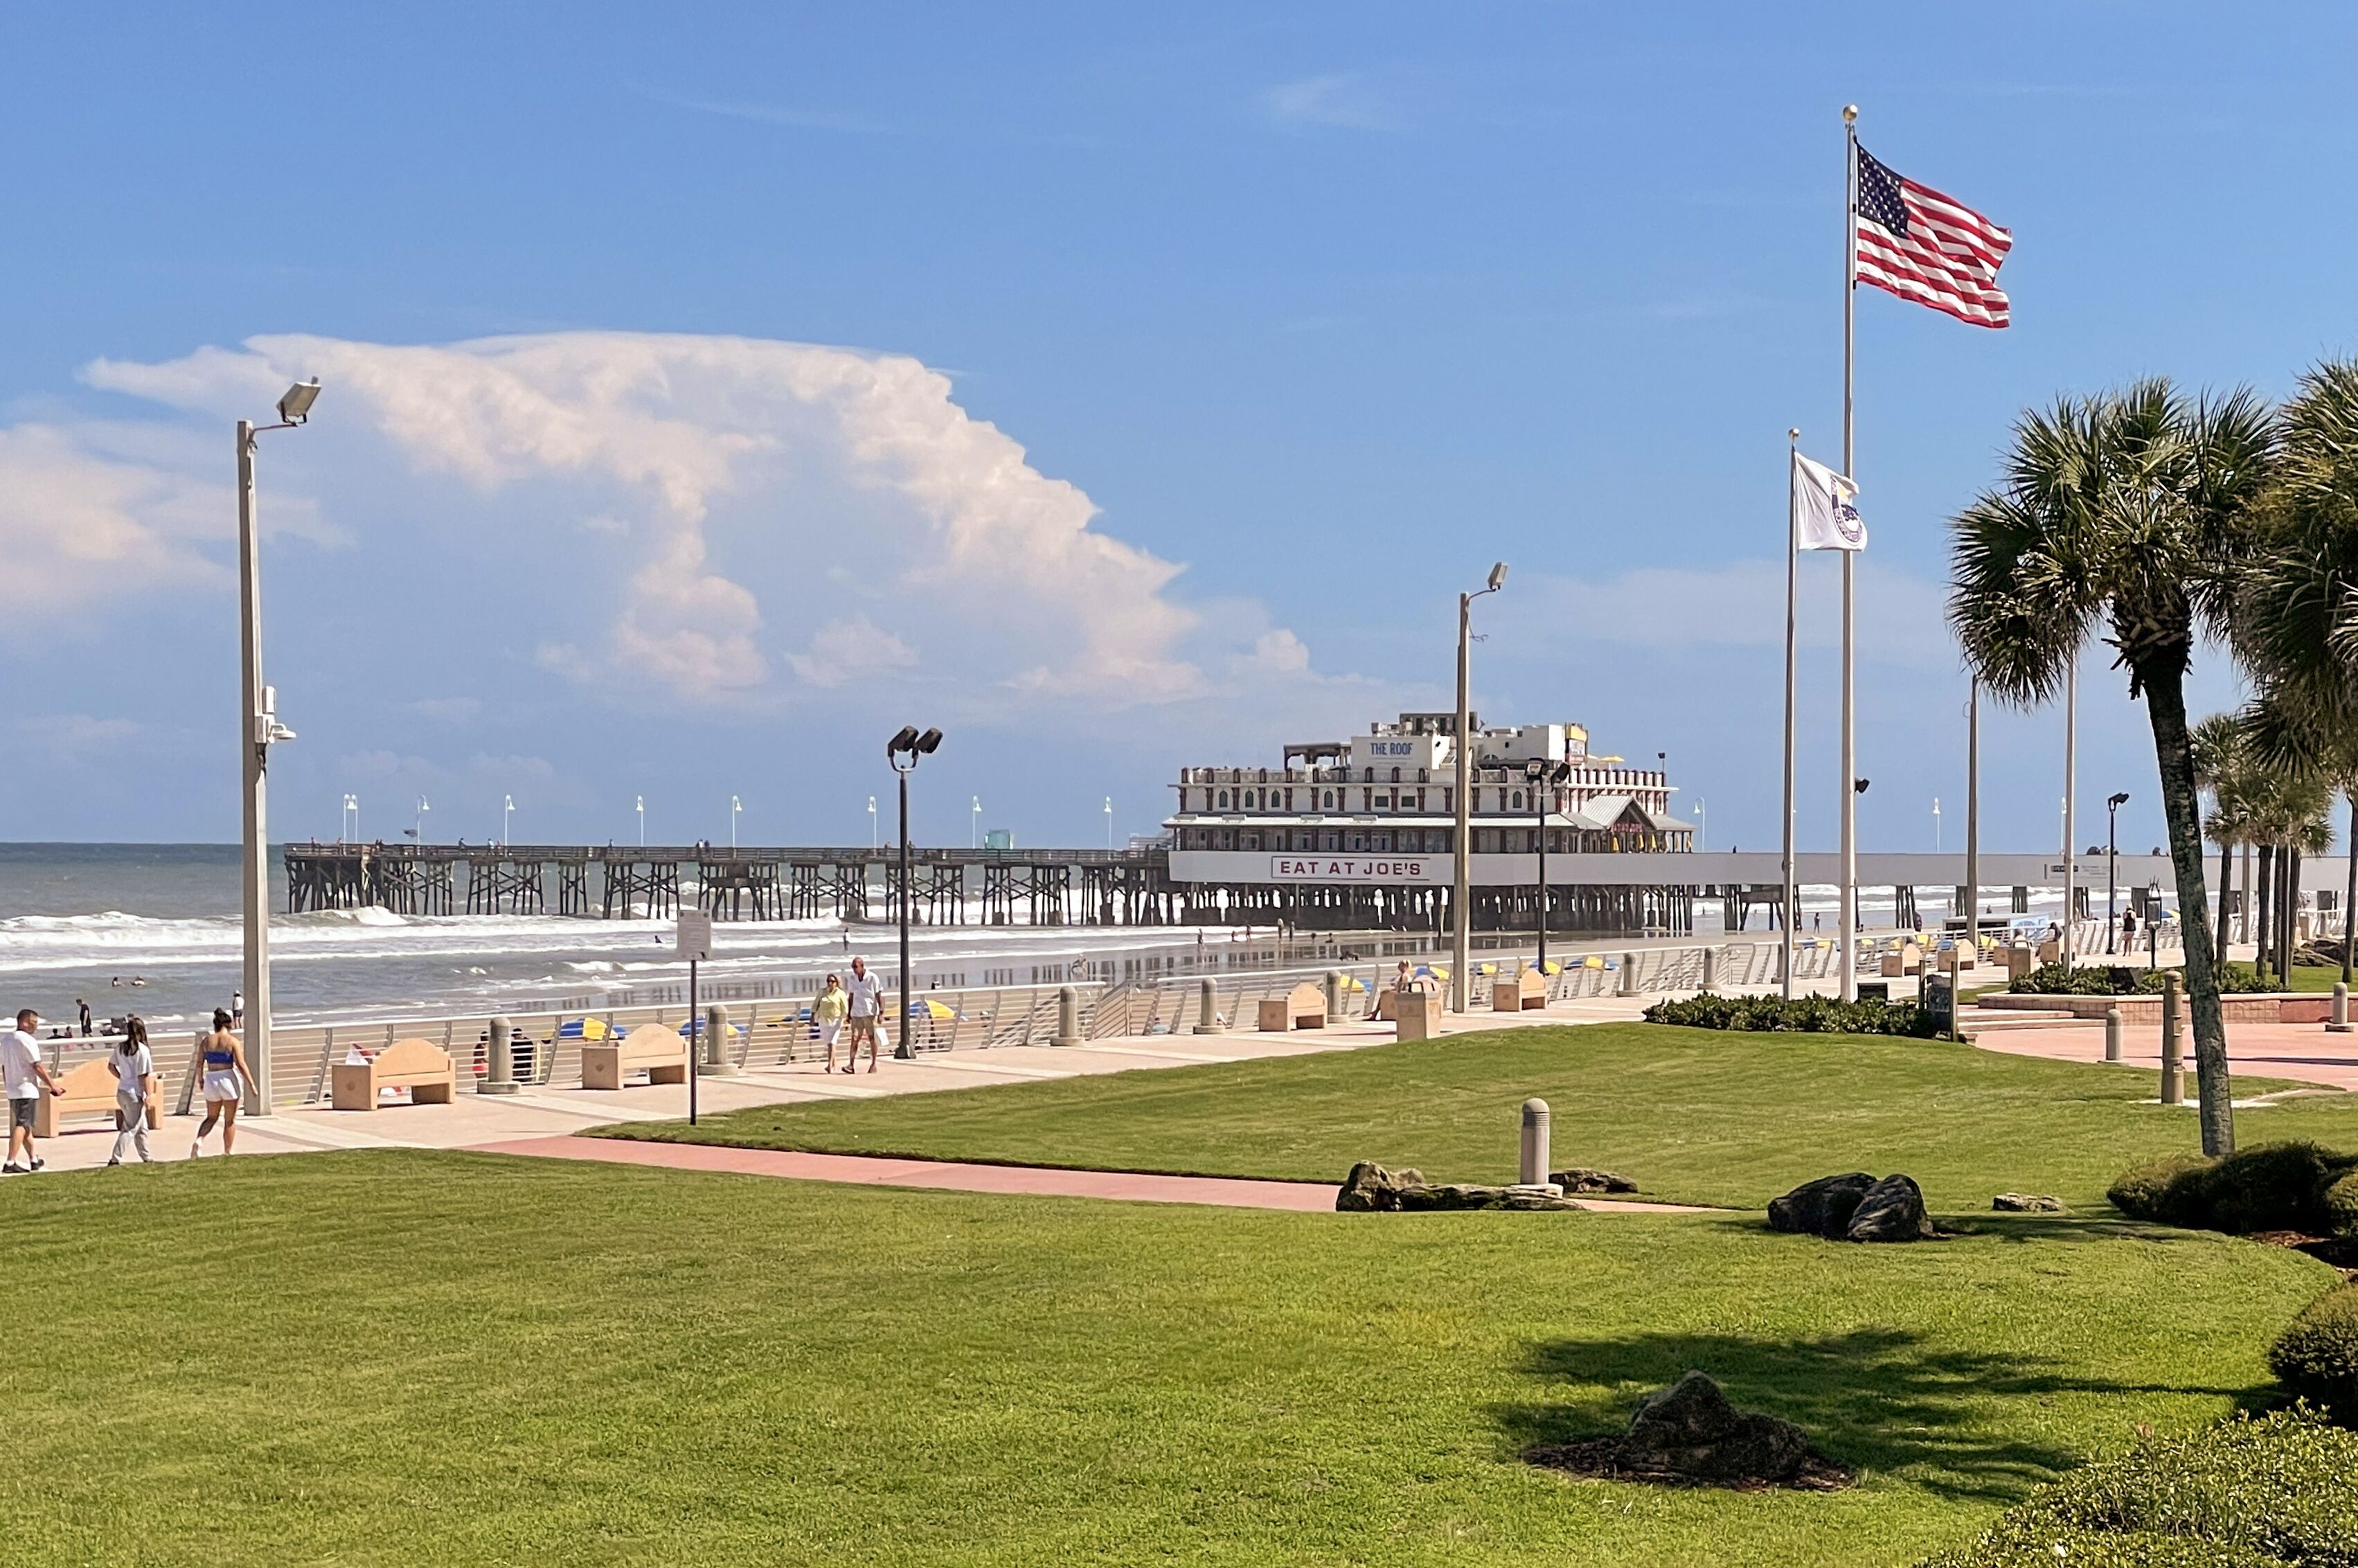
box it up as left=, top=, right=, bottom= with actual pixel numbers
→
left=1699, top=947, right=1717, bottom=994
left=1193, top=977, right=1220, bottom=1035
left=1618, top=952, right=1638, bottom=998
left=2332, top=981, right=2353, bottom=1035
left=1053, top=985, right=1082, bottom=1047
left=1324, top=969, right=1344, bottom=1022
left=1516, top=1098, right=1557, bottom=1193
left=2160, top=974, right=2183, bottom=1105
left=704, top=1004, right=735, bottom=1075
left=481, top=1015, right=519, bottom=1094
left=2103, top=1006, right=2123, bottom=1064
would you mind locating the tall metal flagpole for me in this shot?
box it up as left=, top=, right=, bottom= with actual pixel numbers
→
left=1839, top=104, right=1860, bottom=1001
left=1965, top=679, right=1981, bottom=959
left=1783, top=428, right=1800, bottom=999
left=2063, top=659, right=2078, bottom=963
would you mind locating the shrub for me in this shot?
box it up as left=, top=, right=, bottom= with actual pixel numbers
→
left=2106, top=1143, right=2358, bottom=1235
left=2108, top=1154, right=2213, bottom=1227
left=2270, top=1287, right=2358, bottom=1422
left=1917, top=1408, right=2358, bottom=1566
left=2326, top=1170, right=2358, bottom=1238
left=2008, top=961, right=2281, bottom=997
left=1640, top=992, right=1941, bottom=1038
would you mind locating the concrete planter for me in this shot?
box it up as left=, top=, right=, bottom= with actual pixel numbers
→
left=1979, top=991, right=2325, bottom=1024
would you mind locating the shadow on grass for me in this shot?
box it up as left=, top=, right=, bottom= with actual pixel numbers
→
left=1493, top=1326, right=2265, bottom=1502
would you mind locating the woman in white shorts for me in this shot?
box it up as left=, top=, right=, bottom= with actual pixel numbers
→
left=191, top=1008, right=250, bottom=1157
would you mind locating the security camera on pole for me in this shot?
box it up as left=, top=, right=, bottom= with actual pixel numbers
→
left=237, top=377, right=321, bottom=1117
left=886, top=725, right=944, bottom=1060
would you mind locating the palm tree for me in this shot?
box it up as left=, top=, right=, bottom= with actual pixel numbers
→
left=2193, top=713, right=2261, bottom=967
left=1951, top=378, right=2276, bottom=1157
left=2236, top=357, right=2358, bottom=984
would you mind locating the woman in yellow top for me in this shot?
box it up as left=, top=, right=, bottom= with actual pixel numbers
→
left=813, top=974, right=849, bottom=1074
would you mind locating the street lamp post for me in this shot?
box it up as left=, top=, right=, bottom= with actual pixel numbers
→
left=2106, top=792, right=2130, bottom=954
left=731, top=794, right=742, bottom=850
left=414, top=795, right=429, bottom=844
left=1452, top=562, right=1508, bottom=1013
left=1932, top=796, right=1941, bottom=854
left=1694, top=798, right=1706, bottom=854
left=636, top=795, right=645, bottom=847
left=502, top=794, right=515, bottom=848
left=236, top=377, right=320, bottom=1118
left=868, top=796, right=877, bottom=851
left=341, top=794, right=359, bottom=843
left=1104, top=796, right=1114, bottom=851
left=1524, top=757, right=1571, bottom=972
left=971, top=796, right=981, bottom=850
left=886, top=727, right=944, bottom=1061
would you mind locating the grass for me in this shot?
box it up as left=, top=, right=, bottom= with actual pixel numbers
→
left=0, top=1150, right=2330, bottom=1567
left=600, top=1023, right=2358, bottom=1211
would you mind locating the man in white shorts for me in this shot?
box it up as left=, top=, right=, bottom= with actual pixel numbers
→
left=1, top=1009, right=62, bottom=1174
left=843, top=956, right=885, bottom=1074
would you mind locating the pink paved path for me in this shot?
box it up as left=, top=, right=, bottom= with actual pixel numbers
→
left=468, top=1136, right=1715, bottom=1213
left=1972, top=1017, right=2358, bottom=1094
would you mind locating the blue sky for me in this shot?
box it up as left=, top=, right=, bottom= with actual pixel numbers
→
left=0, top=3, right=2347, bottom=853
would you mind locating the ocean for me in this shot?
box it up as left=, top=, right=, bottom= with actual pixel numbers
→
left=0, top=844, right=1252, bottom=1032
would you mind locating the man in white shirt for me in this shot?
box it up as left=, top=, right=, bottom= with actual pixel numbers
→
left=842, top=956, right=885, bottom=1074
left=1, top=1009, right=62, bottom=1174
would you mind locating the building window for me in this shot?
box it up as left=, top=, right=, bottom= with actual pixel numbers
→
left=1362, top=768, right=1374, bottom=783
left=1370, top=832, right=1392, bottom=852
left=1376, top=792, right=1392, bottom=810
left=1321, top=832, right=1340, bottom=851
left=1322, top=790, right=1335, bottom=810
left=1511, top=790, right=1525, bottom=811
left=1216, top=790, right=1230, bottom=809
left=1390, top=767, right=1401, bottom=783
left=1474, top=828, right=1500, bottom=853
left=1240, top=831, right=1261, bottom=851
left=1216, top=829, right=1235, bottom=850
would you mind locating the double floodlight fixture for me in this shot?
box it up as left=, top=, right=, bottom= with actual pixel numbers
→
left=2108, top=791, right=2131, bottom=810
left=1522, top=756, right=1572, bottom=786
left=887, top=727, right=944, bottom=773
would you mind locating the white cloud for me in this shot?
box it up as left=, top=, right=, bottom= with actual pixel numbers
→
left=1260, top=75, right=1389, bottom=131
left=19, top=713, right=139, bottom=756
left=0, top=425, right=226, bottom=617
left=787, top=614, right=918, bottom=688
left=404, top=697, right=482, bottom=724
left=84, top=331, right=1240, bottom=713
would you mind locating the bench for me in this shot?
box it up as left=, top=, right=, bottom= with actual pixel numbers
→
left=1879, top=943, right=1923, bottom=978
left=33, top=1057, right=160, bottom=1137
left=581, top=1024, right=689, bottom=1090
left=1492, top=968, right=1548, bottom=1013
left=331, top=1038, right=458, bottom=1111
left=1257, top=982, right=1327, bottom=1032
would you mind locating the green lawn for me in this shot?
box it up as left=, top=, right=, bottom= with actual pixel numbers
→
left=602, top=1023, right=2358, bottom=1211
left=0, top=1151, right=2328, bottom=1567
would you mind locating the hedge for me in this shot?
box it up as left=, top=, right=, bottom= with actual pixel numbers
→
left=1916, top=1407, right=2358, bottom=1566
left=1641, top=992, right=1942, bottom=1037
left=2270, top=1286, right=2358, bottom=1423
left=2107, top=1141, right=2358, bottom=1236
left=2008, top=961, right=2280, bottom=997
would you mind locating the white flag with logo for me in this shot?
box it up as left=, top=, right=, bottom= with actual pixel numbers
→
left=1792, top=451, right=1865, bottom=551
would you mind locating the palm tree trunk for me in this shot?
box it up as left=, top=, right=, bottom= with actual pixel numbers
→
left=2286, top=845, right=2303, bottom=975
left=2141, top=662, right=2232, bottom=1155
left=2215, top=839, right=2234, bottom=966
left=2258, top=842, right=2276, bottom=981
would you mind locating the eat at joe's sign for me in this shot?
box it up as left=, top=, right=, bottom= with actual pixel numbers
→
left=1270, top=856, right=1442, bottom=883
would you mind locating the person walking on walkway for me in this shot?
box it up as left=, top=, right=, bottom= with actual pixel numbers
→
left=190, top=1009, right=250, bottom=1158
left=814, top=974, right=849, bottom=1073
left=107, top=1016, right=155, bottom=1166
left=843, top=956, right=884, bottom=1074
left=1, top=1010, right=62, bottom=1173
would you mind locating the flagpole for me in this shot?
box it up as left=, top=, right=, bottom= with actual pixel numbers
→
left=1783, top=429, right=1800, bottom=999
left=1966, top=678, right=1980, bottom=961
left=2064, top=655, right=2078, bottom=963
left=1839, top=103, right=1859, bottom=1001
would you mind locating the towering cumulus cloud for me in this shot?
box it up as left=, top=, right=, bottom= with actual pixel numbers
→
left=73, top=332, right=1231, bottom=713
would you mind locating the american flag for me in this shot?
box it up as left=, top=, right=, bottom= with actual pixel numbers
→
left=1853, top=145, right=2011, bottom=329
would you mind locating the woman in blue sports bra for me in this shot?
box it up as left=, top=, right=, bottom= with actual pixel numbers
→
left=190, top=1008, right=250, bottom=1158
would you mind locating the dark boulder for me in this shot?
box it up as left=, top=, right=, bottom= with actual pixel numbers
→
left=1845, top=1174, right=1934, bottom=1242
left=1524, top=1371, right=1850, bottom=1490
left=1551, top=1168, right=1638, bottom=1195
left=1335, top=1161, right=1581, bottom=1212
left=1767, top=1173, right=1875, bottom=1239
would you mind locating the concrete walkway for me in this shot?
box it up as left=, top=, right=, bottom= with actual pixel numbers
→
left=469, top=1134, right=1719, bottom=1213
left=10, top=995, right=1654, bottom=1175
left=1971, top=1015, right=2358, bottom=1095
